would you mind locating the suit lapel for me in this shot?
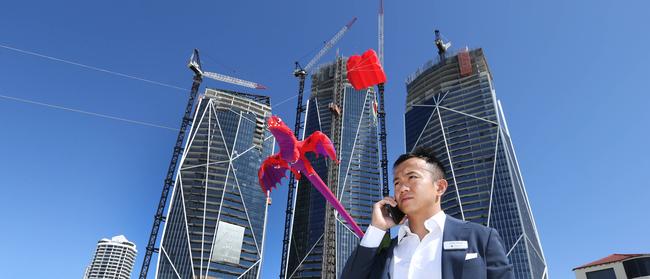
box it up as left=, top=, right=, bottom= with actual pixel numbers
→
left=441, top=216, right=469, bottom=279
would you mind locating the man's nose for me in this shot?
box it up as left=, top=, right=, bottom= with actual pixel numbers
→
left=398, top=183, right=410, bottom=193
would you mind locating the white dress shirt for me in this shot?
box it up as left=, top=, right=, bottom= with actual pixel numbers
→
left=360, top=211, right=446, bottom=279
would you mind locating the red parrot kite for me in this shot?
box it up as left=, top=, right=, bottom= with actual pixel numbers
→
left=346, top=49, right=387, bottom=90
left=258, top=116, right=365, bottom=238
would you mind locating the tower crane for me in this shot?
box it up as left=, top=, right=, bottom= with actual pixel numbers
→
left=188, top=50, right=267, bottom=90
left=378, top=0, right=384, bottom=67
left=294, top=17, right=357, bottom=78
left=279, top=17, right=356, bottom=279
left=376, top=0, right=390, bottom=197
left=139, top=49, right=266, bottom=279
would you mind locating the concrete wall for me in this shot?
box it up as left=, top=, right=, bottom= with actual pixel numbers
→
left=574, top=262, right=627, bottom=279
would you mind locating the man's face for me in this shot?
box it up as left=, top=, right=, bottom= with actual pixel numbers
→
left=393, top=157, right=446, bottom=215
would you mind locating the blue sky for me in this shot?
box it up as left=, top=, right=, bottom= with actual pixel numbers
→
left=1, top=0, right=649, bottom=278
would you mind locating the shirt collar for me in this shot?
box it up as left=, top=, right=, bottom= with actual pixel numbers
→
left=398, top=211, right=446, bottom=243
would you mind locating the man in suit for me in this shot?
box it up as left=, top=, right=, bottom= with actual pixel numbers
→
left=342, top=147, right=514, bottom=279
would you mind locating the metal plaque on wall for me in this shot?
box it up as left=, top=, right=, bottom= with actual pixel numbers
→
left=211, top=221, right=245, bottom=264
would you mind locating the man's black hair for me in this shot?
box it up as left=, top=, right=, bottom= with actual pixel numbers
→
left=393, top=146, right=446, bottom=180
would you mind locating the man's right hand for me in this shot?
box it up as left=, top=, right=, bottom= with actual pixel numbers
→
left=371, top=197, right=400, bottom=231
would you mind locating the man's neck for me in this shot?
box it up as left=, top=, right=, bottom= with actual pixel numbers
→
left=408, top=206, right=443, bottom=240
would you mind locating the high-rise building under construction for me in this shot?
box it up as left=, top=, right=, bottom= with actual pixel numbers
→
left=404, top=48, right=548, bottom=278
left=283, top=57, right=382, bottom=278
left=156, top=88, right=273, bottom=279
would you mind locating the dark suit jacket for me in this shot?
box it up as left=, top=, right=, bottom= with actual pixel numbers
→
left=341, top=215, right=514, bottom=279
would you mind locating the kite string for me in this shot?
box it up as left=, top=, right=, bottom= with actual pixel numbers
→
left=0, top=92, right=179, bottom=131
left=273, top=94, right=298, bottom=107
left=0, top=43, right=187, bottom=92
left=1, top=42, right=307, bottom=123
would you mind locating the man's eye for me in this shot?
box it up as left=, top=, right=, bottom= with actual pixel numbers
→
left=409, top=175, right=418, bottom=179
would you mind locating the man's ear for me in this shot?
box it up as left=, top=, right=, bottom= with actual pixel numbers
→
left=435, top=179, right=448, bottom=195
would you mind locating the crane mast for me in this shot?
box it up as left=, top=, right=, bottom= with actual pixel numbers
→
left=378, top=0, right=384, bottom=66
left=377, top=0, right=389, bottom=197
left=138, top=50, right=202, bottom=279
left=280, top=17, right=356, bottom=279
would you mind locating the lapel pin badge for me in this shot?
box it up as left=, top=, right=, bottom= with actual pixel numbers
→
left=443, top=240, right=468, bottom=250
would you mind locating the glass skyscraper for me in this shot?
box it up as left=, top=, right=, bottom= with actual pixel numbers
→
left=284, top=57, right=382, bottom=278
left=405, top=48, right=547, bottom=278
left=156, top=88, right=273, bottom=279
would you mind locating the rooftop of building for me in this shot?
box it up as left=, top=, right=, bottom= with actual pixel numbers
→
left=98, top=235, right=137, bottom=250
left=406, top=47, right=484, bottom=86
left=205, top=87, right=271, bottom=106
left=573, top=253, right=650, bottom=270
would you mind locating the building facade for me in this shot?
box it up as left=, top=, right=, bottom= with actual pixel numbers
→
left=404, top=48, right=547, bottom=278
left=284, top=57, right=382, bottom=278
left=156, top=88, right=273, bottom=279
left=84, top=235, right=137, bottom=279
left=573, top=253, right=650, bottom=279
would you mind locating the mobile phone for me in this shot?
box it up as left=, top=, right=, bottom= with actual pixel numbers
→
left=384, top=204, right=405, bottom=224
